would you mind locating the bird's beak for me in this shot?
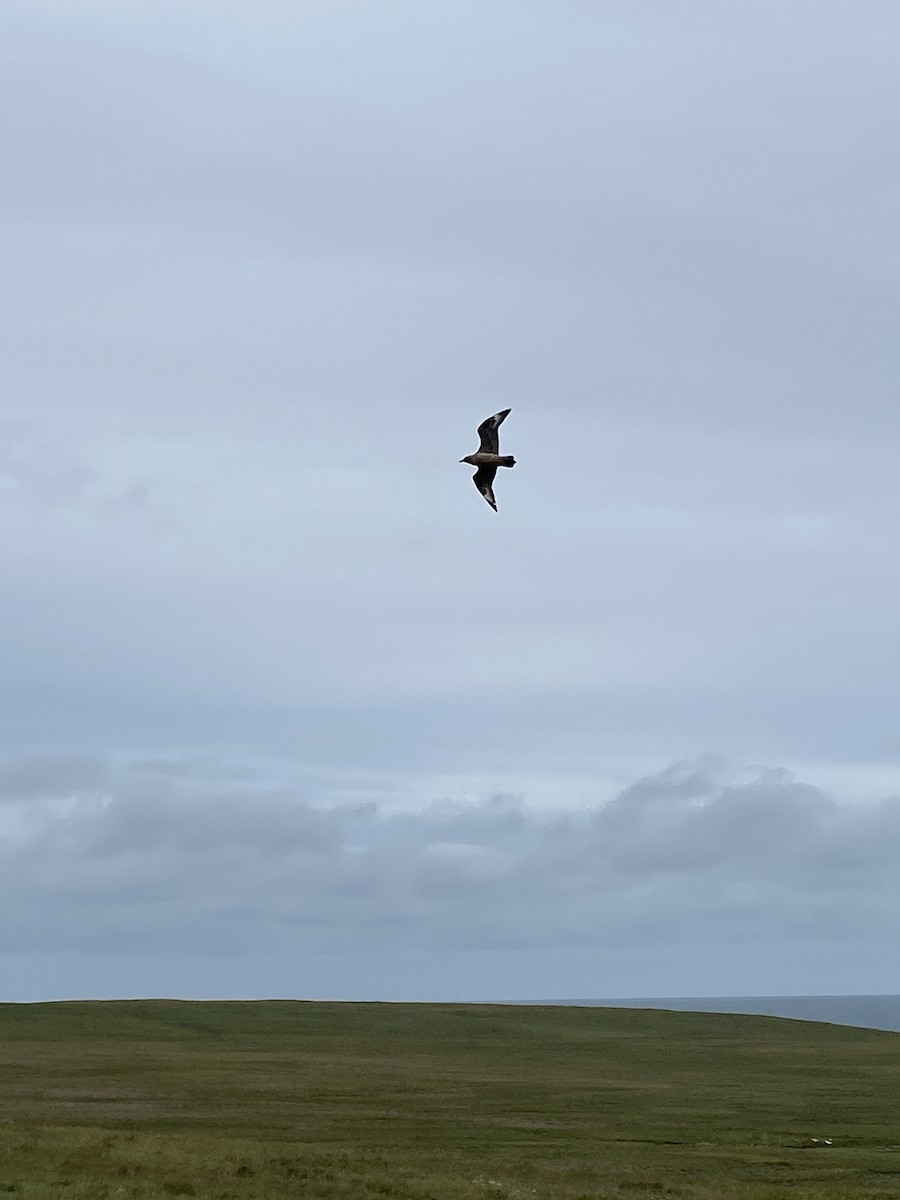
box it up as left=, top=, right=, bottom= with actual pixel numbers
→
left=459, top=458, right=466, bottom=463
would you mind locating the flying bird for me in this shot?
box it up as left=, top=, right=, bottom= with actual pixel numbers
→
left=459, top=408, right=516, bottom=511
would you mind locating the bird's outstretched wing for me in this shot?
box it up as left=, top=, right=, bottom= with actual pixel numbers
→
left=476, top=408, right=511, bottom=455
left=472, top=465, right=498, bottom=511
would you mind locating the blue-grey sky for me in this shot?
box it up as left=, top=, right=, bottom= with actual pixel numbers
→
left=3, top=0, right=900, bottom=1001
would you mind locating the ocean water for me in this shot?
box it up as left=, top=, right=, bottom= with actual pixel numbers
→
left=548, top=995, right=900, bottom=1033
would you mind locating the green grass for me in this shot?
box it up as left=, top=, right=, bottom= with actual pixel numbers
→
left=0, top=1000, right=898, bottom=1199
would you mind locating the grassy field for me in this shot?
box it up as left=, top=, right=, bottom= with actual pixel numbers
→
left=0, top=1000, right=898, bottom=1199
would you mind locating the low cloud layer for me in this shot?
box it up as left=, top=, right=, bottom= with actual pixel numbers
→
left=4, top=755, right=899, bottom=978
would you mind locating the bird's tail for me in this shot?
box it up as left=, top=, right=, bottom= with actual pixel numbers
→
left=499, top=456, right=516, bottom=468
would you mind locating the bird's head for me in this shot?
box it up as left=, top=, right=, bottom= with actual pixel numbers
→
left=459, top=455, right=476, bottom=465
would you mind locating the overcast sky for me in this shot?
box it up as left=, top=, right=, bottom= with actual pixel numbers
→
left=3, top=0, right=900, bottom=1002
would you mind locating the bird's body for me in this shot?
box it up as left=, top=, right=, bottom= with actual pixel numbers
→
left=460, top=408, right=516, bottom=511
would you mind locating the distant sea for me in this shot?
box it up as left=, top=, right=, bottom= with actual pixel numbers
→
left=544, top=996, right=900, bottom=1033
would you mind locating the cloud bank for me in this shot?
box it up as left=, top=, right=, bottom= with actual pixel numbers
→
left=4, top=755, right=899, bottom=976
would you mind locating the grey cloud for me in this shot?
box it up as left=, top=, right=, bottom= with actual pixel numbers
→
left=591, top=760, right=836, bottom=873
left=0, top=423, right=96, bottom=511
left=3, top=755, right=900, bottom=959
left=0, top=422, right=156, bottom=518
left=0, top=753, right=107, bottom=801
